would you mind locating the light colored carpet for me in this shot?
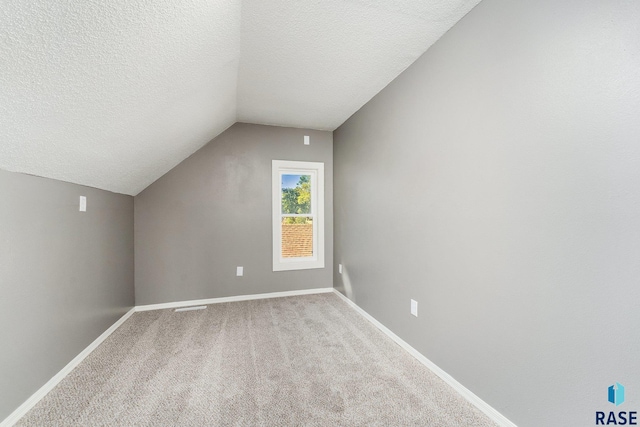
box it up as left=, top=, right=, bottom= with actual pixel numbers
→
left=17, top=293, right=497, bottom=426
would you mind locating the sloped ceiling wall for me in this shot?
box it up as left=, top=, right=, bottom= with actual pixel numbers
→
left=238, top=0, right=481, bottom=130
left=0, top=0, right=479, bottom=195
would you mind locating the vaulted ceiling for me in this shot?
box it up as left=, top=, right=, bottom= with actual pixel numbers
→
left=0, top=0, right=480, bottom=195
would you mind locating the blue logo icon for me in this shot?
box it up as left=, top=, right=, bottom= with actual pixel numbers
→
left=609, top=383, right=625, bottom=406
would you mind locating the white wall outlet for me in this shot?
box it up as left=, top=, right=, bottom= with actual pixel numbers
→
left=79, top=196, right=87, bottom=212
left=304, top=135, right=310, bottom=145
left=338, top=264, right=343, bottom=274
left=410, top=299, right=418, bottom=317
left=236, top=266, right=243, bottom=276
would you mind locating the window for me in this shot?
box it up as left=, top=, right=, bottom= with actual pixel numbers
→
left=272, top=160, right=325, bottom=271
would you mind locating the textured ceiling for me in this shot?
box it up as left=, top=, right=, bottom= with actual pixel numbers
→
left=238, top=0, right=481, bottom=130
left=0, top=0, right=479, bottom=195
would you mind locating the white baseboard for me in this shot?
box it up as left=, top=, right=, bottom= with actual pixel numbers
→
left=134, top=287, right=334, bottom=312
left=331, top=289, right=517, bottom=427
left=0, top=307, right=136, bottom=427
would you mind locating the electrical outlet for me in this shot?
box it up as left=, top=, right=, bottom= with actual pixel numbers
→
left=410, top=299, right=418, bottom=317
left=236, top=266, right=243, bottom=276
left=338, top=264, right=343, bottom=274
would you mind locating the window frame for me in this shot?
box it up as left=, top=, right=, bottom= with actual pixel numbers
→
left=272, top=160, right=325, bottom=272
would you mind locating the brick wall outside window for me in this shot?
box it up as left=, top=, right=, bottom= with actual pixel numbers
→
left=281, top=223, right=313, bottom=258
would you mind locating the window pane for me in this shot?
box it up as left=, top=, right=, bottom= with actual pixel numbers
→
left=281, top=217, right=313, bottom=258
left=281, top=174, right=311, bottom=214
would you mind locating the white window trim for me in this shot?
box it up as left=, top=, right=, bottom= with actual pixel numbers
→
left=272, top=160, right=325, bottom=272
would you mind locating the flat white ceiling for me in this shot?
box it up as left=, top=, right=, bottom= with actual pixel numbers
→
left=0, top=0, right=480, bottom=195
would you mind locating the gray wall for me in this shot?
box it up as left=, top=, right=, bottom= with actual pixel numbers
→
left=135, top=123, right=333, bottom=305
left=0, top=170, right=134, bottom=421
left=333, top=0, right=640, bottom=426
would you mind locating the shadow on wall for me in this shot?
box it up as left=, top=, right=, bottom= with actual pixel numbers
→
left=340, top=265, right=355, bottom=301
